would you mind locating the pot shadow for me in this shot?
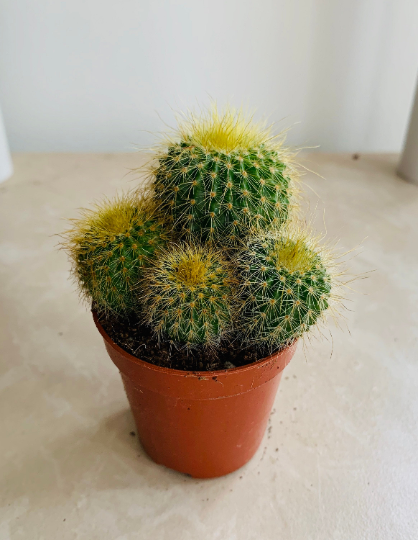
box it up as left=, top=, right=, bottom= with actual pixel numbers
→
left=3, top=408, right=198, bottom=512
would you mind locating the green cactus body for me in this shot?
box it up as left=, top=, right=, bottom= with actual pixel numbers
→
left=65, top=194, right=168, bottom=315
left=239, top=232, right=332, bottom=349
left=141, top=245, right=235, bottom=347
left=154, top=141, right=291, bottom=242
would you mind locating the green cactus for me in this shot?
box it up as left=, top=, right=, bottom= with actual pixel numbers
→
left=140, top=244, right=236, bottom=347
left=152, top=106, right=297, bottom=242
left=59, top=102, right=352, bottom=367
left=62, top=192, right=169, bottom=315
left=238, top=225, right=333, bottom=350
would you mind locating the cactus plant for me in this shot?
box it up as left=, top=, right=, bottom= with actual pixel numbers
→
left=62, top=192, right=169, bottom=315
left=151, top=105, right=299, bottom=242
left=140, top=244, right=236, bottom=347
left=60, top=102, right=353, bottom=362
left=237, top=224, right=337, bottom=350
left=58, top=101, right=357, bottom=481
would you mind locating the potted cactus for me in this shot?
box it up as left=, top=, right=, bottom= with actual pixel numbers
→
left=62, top=106, right=347, bottom=478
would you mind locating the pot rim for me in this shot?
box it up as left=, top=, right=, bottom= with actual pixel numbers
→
left=93, top=310, right=297, bottom=378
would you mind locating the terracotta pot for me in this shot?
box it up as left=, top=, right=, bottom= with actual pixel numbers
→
left=93, top=312, right=297, bottom=478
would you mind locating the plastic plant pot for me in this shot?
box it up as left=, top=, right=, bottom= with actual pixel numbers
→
left=94, top=312, right=297, bottom=478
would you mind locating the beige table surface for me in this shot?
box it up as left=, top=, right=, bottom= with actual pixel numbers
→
left=0, top=153, right=417, bottom=540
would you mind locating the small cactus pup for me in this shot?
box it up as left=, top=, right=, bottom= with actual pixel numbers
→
left=140, top=244, right=236, bottom=348
left=151, top=104, right=299, bottom=243
left=238, top=224, right=341, bottom=351
left=62, top=192, right=169, bottom=316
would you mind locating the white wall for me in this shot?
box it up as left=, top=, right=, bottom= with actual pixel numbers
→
left=0, top=0, right=417, bottom=153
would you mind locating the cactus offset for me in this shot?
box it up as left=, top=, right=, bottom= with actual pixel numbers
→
left=238, top=224, right=337, bottom=350
left=62, top=192, right=169, bottom=315
left=140, top=244, right=236, bottom=347
left=151, top=105, right=298, bottom=242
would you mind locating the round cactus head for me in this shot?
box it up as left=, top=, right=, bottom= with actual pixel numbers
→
left=238, top=224, right=337, bottom=350
left=140, top=244, right=236, bottom=347
left=151, top=105, right=299, bottom=243
left=62, top=192, right=169, bottom=315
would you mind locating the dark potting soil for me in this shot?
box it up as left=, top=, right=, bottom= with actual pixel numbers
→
left=97, top=310, right=285, bottom=372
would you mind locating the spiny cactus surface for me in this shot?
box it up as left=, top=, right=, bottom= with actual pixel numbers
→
left=152, top=106, right=297, bottom=242
left=140, top=244, right=236, bottom=347
left=63, top=193, right=168, bottom=315
left=238, top=226, right=333, bottom=349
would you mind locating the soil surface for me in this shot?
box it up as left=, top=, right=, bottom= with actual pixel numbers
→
left=97, top=310, right=285, bottom=371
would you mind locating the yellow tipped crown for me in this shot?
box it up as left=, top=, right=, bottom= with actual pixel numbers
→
left=176, top=104, right=273, bottom=153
